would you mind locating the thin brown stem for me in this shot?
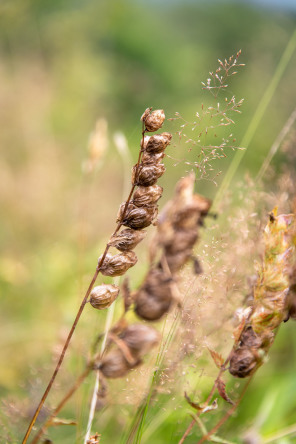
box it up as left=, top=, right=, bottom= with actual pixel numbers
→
left=22, top=123, right=146, bottom=444
left=31, top=364, right=93, bottom=444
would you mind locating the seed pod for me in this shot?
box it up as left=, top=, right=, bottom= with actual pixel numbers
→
left=165, top=249, right=193, bottom=273
left=141, top=150, right=165, bottom=165
left=145, top=132, right=172, bottom=154
left=98, top=251, right=137, bottom=276
left=132, top=163, right=165, bottom=187
left=134, top=268, right=173, bottom=321
left=162, top=229, right=198, bottom=254
left=118, top=202, right=158, bottom=229
left=97, top=349, right=139, bottom=379
left=141, top=109, right=165, bottom=132
left=132, top=185, right=163, bottom=207
left=108, top=228, right=146, bottom=252
left=229, top=347, right=259, bottom=378
left=120, top=324, right=160, bottom=357
left=90, top=284, right=120, bottom=310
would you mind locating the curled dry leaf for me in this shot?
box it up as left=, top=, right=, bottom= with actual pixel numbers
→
left=217, top=377, right=234, bottom=405
left=185, top=392, right=218, bottom=414
left=207, top=347, right=224, bottom=369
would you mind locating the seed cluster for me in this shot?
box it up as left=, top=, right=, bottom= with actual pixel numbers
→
left=91, top=108, right=171, bottom=378
left=89, top=107, right=171, bottom=311
left=229, top=209, right=295, bottom=378
left=134, top=173, right=212, bottom=321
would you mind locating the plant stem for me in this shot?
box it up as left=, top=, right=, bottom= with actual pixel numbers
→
left=22, top=123, right=146, bottom=444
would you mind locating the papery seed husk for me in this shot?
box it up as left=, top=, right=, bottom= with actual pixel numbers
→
left=90, top=284, right=119, bottom=310
left=132, top=164, right=165, bottom=187
left=134, top=268, right=173, bottom=321
left=162, top=229, right=198, bottom=254
left=165, top=249, right=193, bottom=273
left=141, top=150, right=165, bottom=165
left=142, top=109, right=165, bottom=132
left=229, top=347, right=260, bottom=378
left=98, top=349, right=139, bottom=379
left=117, top=202, right=134, bottom=223
left=140, top=108, right=151, bottom=123
left=121, top=324, right=160, bottom=357
left=134, top=289, right=172, bottom=321
left=109, top=228, right=146, bottom=252
left=99, top=251, right=137, bottom=276
left=132, top=185, right=163, bottom=207
left=145, top=132, right=172, bottom=154
left=122, top=205, right=158, bottom=230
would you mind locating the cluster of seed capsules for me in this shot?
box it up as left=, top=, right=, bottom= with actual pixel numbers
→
left=229, top=209, right=296, bottom=378
left=88, top=108, right=172, bottom=378
left=134, top=172, right=212, bottom=321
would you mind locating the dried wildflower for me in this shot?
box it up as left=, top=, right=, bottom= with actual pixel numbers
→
left=95, top=323, right=159, bottom=378
left=132, top=185, right=163, bottom=207
left=141, top=108, right=165, bottom=132
left=97, top=349, right=139, bottom=379
left=141, top=150, right=165, bottom=165
left=108, top=228, right=146, bottom=252
left=145, top=132, right=172, bottom=154
left=98, top=251, right=137, bottom=277
left=120, top=324, right=160, bottom=357
left=132, top=163, right=166, bottom=187
left=90, top=284, right=119, bottom=310
left=117, top=202, right=158, bottom=229
left=134, top=268, right=173, bottom=321
left=229, top=209, right=295, bottom=378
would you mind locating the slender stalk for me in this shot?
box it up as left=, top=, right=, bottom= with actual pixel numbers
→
left=256, top=106, right=296, bottom=182
left=31, top=365, right=94, bottom=444
left=84, top=301, right=116, bottom=443
left=22, top=123, right=146, bottom=444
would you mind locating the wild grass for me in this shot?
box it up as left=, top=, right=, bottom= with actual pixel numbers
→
left=1, top=32, right=296, bottom=444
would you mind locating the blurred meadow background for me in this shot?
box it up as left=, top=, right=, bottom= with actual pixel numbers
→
left=1, top=0, right=296, bottom=442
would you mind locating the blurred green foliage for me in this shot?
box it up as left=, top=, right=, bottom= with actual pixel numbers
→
left=0, top=0, right=296, bottom=442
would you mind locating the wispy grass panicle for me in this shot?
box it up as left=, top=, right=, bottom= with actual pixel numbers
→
left=169, top=51, right=244, bottom=182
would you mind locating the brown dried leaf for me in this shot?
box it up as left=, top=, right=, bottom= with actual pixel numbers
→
left=208, top=347, right=224, bottom=369
left=184, top=393, right=218, bottom=414
left=184, top=392, right=203, bottom=411
left=217, top=377, right=234, bottom=405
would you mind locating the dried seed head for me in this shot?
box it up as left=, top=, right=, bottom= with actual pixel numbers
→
left=90, top=284, right=120, bottom=310
left=109, top=228, right=146, bottom=251
left=145, top=132, right=172, bottom=154
left=141, top=109, right=165, bottom=132
left=132, top=185, right=163, bottom=207
left=97, top=349, right=140, bottom=379
left=98, top=251, right=137, bottom=276
left=165, top=249, right=193, bottom=273
left=229, top=347, right=259, bottom=378
left=118, top=202, right=158, bottom=229
left=132, top=163, right=166, bottom=187
left=121, top=324, right=160, bottom=357
left=134, top=268, right=173, bottom=320
left=141, top=150, right=165, bottom=165
left=163, top=229, right=198, bottom=254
